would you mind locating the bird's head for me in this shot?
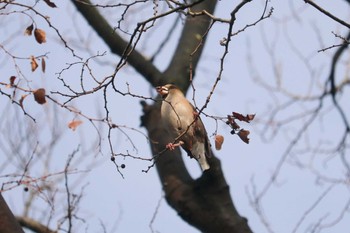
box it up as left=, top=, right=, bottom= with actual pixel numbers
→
left=156, top=84, right=179, bottom=99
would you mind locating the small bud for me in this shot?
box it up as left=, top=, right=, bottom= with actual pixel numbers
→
left=110, top=156, right=115, bottom=161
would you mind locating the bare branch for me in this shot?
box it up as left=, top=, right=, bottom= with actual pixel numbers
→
left=304, top=0, right=350, bottom=29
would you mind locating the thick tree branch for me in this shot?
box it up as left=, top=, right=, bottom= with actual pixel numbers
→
left=327, top=31, right=350, bottom=97
left=141, top=102, right=252, bottom=233
left=163, top=1, right=218, bottom=90
left=0, top=193, right=24, bottom=233
left=16, top=216, right=56, bottom=233
left=71, top=0, right=162, bottom=86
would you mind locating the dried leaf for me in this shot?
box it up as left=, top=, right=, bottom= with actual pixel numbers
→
left=20, top=94, right=28, bottom=108
left=237, top=129, right=250, bottom=144
left=30, top=56, right=38, bottom=72
left=33, top=88, right=46, bottom=104
left=41, top=57, right=46, bottom=73
left=247, top=114, right=256, bottom=122
left=6, top=76, right=16, bottom=88
left=24, top=24, right=34, bottom=36
left=9, top=76, right=16, bottom=86
left=68, top=120, right=83, bottom=131
left=232, top=112, right=246, bottom=121
left=227, top=115, right=240, bottom=130
left=215, top=134, right=224, bottom=150
left=232, top=112, right=255, bottom=123
left=34, top=28, right=46, bottom=44
left=43, top=0, right=57, bottom=8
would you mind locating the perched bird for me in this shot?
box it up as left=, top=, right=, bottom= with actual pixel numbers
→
left=156, top=84, right=211, bottom=171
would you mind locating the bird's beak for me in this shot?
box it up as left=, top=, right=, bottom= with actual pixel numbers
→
left=156, top=86, right=163, bottom=95
left=156, top=86, right=168, bottom=96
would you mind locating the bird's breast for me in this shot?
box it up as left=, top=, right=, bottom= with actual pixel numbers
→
left=161, top=99, right=193, bottom=136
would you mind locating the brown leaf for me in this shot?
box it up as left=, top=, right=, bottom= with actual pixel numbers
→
left=215, top=134, right=224, bottom=150
left=24, top=24, right=34, bottom=36
left=232, top=112, right=255, bottom=123
left=247, top=114, right=256, bottom=122
left=43, top=0, right=57, bottom=8
left=9, top=76, right=16, bottom=86
left=227, top=115, right=240, bottom=130
left=33, top=88, right=46, bottom=104
left=68, top=120, right=83, bottom=131
left=34, top=28, right=46, bottom=44
left=41, top=57, right=46, bottom=73
left=30, top=56, right=38, bottom=72
left=6, top=76, right=16, bottom=88
left=237, top=129, right=250, bottom=144
left=19, top=94, right=28, bottom=108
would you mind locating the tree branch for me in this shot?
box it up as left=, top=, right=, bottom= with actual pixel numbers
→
left=16, top=216, right=56, bottom=233
left=0, top=193, right=24, bottom=233
left=71, top=0, right=162, bottom=86
left=162, top=0, right=218, bottom=89
left=304, top=0, right=350, bottom=29
left=141, top=102, right=252, bottom=233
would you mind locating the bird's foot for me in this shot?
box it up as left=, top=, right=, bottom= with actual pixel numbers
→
left=166, top=141, right=184, bottom=150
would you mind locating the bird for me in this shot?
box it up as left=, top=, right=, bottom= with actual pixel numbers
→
left=156, top=84, right=211, bottom=171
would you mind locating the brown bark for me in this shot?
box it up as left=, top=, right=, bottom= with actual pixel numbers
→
left=0, top=193, right=24, bottom=233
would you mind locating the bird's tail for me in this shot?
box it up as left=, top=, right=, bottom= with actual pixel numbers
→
left=197, top=155, right=210, bottom=171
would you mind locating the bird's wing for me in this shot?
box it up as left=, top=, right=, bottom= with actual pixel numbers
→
left=191, top=106, right=212, bottom=158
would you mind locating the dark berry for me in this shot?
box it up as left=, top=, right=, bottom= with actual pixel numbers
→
left=121, top=164, right=126, bottom=169
left=24, top=187, right=29, bottom=192
left=110, top=156, right=115, bottom=161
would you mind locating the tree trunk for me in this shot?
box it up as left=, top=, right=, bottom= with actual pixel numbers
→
left=141, top=102, right=252, bottom=233
left=0, top=193, right=25, bottom=233
left=73, top=0, right=253, bottom=232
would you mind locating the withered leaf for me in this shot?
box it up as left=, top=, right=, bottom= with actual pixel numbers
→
left=9, top=76, right=16, bottom=86
left=20, top=94, right=28, bottom=109
left=34, top=28, right=46, bottom=44
left=247, top=114, right=256, bottom=122
left=41, top=57, right=46, bottom=73
left=24, top=24, right=34, bottom=36
left=6, top=76, right=17, bottom=88
left=232, top=112, right=255, bottom=123
left=237, top=129, right=250, bottom=144
left=43, top=0, right=57, bottom=8
left=215, top=134, right=224, bottom=150
left=33, top=88, right=46, bottom=104
left=227, top=115, right=240, bottom=130
left=30, top=56, right=38, bottom=72
left=68, top=120, right=83, bottom=131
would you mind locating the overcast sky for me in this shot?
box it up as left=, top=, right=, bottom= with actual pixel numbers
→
left=1, top=1, right=350, bottom=233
